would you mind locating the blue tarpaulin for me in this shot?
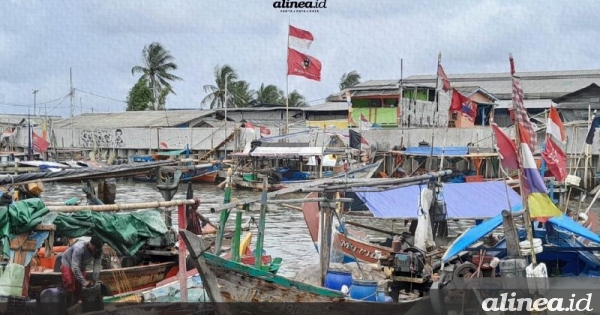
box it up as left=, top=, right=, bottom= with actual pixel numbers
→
left=441, top=204, right=522, bottom=263
left=404, top=146, right=469, bottom=156
left=441, top=208, right=600, bottom=263
left=356, top=181, right=522, bottom=219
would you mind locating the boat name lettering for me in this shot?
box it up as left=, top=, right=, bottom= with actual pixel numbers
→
left=340, top=240, right=378, bottom=259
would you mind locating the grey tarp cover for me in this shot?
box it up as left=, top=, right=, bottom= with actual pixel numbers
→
left=1, top=198, right=169, bottom=257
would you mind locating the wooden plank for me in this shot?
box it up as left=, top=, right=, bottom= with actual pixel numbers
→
left=33, top=224, right=56, bottom=231
left=178, top=229, right=228, bottom=315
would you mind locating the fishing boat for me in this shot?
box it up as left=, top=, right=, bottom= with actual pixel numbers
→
left=130, top=149, right=222, bottom=183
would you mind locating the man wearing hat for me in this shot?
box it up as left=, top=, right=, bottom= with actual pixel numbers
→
left=61, top=234, right=103, bottom=305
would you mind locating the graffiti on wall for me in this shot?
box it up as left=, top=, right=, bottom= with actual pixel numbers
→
left=81, top=129, right=125, bottom=148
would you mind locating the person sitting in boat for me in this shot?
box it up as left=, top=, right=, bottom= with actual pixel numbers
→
left=61, top=234, right=103, bottom=305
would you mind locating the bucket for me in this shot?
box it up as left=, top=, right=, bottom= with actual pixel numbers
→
left=324, top=269, right=353, bottom=291
left=349, top=279, right=378, bottom=301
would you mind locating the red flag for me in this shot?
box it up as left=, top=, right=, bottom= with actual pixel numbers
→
left=492, top=123, right=519, bottom=171
left=289, top=25, right=314, bottom=49
left=542, top=137, right=567, bottom=182
left=450, top=90, right=477, bottom=121
left=437, top=64, right=450, bottom=92
left=287, top=48, right=321, bottom=81
left=245, top=122, right=255, bottom=133
left=260, top=126, right=271, bottom=137
left=32, top=131, right=49, bottom=153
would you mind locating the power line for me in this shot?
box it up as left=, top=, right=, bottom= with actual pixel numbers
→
left=0, top=94, right=69, bottom=108
left=74, top=88, right=126, bottom=103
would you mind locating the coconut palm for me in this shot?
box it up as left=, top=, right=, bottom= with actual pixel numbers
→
left=229, top=80, right=254, bottom=108
left=201, top=65, right=239, bottom=109
left=287, top=90, right=308, bottom=107
left=131, top=42, right=182, bottom=110
left=339, top=70, right=361, bottom=90
left=253, top=84, right=285, bottom=105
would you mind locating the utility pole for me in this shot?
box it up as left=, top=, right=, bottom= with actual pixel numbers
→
left=70, top=67, right=74, bottom=147
left=32, top=89, right=39, bottom=116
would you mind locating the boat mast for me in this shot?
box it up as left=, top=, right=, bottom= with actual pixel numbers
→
left=509, top=54, right=537, bottom=265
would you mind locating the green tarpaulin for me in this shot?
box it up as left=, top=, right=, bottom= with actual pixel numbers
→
left=0, top=198, right=49, bottom=257
left=1, top=198, right=169, bottom=257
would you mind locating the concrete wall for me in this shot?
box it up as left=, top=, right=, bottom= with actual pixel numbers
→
left=5, top=123, right=599, bottom=156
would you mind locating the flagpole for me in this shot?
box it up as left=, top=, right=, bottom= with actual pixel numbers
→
left=285, top=18, right=290, bottom=137
left=510, top=54, right=537, bottom=266
left=399, top=59, right=404, bottom=148
left=434, top=52, right=441, bottom=127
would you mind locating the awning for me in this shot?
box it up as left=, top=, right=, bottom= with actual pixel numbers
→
left=357, top=181, right=522, bottom=219
left=403, top=146, right=469, bottom=156
left=249, top=146, right=323, bottom=157
left=156, top=150, right=186, bottom=156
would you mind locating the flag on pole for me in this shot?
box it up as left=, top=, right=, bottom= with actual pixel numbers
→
left=546, top=105, right=565, bottom=143
left=260, top=126, right=271, bottom=137
left=346, top=90, right=356, bottom=126
left=245, top=122, right=256, bottom=133
left=437, top=64, right=451, bottom=92
left=519, top=125, right=562, bottom=221
left=359, top=114, right=372, bottom=130
left=450, top=90, right=477, bottom=121
left=32, top=131, right=49, bottom=153
left=287, top=48, right=321, bottom=81
left=491, top=123, right=519, bottom=171
left=541, top=137, right=567, bottom=182
left=585, top=115, right=600, bottom=145
left=510, top=54, right=537, bottom=151
left=288, top=25, right=314, bottom=49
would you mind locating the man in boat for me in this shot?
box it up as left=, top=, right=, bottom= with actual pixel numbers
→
left=61, top=234, right=103, bottom=305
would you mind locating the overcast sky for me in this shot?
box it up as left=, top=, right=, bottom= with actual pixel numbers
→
left=1, top=0, right=599, bottom=117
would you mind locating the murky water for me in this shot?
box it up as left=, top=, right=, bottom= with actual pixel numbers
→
left=40, top=180, right=600, bottom=278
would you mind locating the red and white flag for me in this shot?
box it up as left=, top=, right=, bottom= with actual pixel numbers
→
left=359, top=114, right=371, bottom=130
left=287, top=48, right=321, bottom=81
left=450, top=90, right=477, bottom=121
left=289, top=25, right=314, bottom=49
left=437, top=64, right=451, bottom=92
left=245, top=122, right=255, bottom=133
left=546, top=105, right=565, bottom=143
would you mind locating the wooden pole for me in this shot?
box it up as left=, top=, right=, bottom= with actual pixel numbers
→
left=501, top=209, right=522, bottom=258
left=319, top=192, right=334, bottom=287
left=177, top=204, right=188, bottom=302
left=46, top=199, right=197, bottom=212
left=255, top=177, right=268, bottom=269
left=232, top=210, right=242, bottom=262
left=214, top=168, right=233, bottom=255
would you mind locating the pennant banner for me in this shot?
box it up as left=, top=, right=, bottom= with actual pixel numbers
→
left=542, top=137, right=567, bottom=182
left=450, top=90, right=477, bottom=121
left=546, top=105, right=565, bottom=143
left=287, top=48, right=321, bottom=81
left=491, top=123, right=519, bottom=171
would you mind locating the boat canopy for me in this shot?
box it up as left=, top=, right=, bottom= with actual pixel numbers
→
left=404, top=146, right=469, bottom=156
left=356, top=181, right=522, bottom=219
left=156, top=149, right=186, bottom=156
left=441, top=207, right=600, bottom=263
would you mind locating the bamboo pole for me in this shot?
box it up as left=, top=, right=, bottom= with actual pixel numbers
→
left=47, top=199, right=197, bottom=212
left=255, top=177, right=268, bottom=269
left=177, top=204, right=188, bottom=302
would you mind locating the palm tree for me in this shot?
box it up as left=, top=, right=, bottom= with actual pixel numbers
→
left=201, top=65, right=238, bottom=109
left=253, top=84, right=285, bottom=105
left=339, top=70, right=361, bottom=90
left=287, top=90, right=308, bottom=107
left=131, top=42, right=182, bottom=110
left=229, top=80, right=254, bottom=108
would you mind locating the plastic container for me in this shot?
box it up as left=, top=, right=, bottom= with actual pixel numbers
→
left=39, top=287, right=67, bottom=315
left=324, top=269, right=353, bottom=291
left=349, top=279, right=378, bottom=301
left=81, top=283, right=104, bottom=313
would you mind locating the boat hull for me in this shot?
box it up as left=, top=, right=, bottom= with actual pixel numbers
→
left=333, top=230, right=392, bottom=264
left=28, top=261, right=177, bottom=299
left=190, top=170, right=218, bottom=183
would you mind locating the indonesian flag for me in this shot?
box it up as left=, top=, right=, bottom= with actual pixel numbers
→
left=546, top=105, right=565, bottom=143
left=32, top=131, right=49, bottom=153
left=491, top=123, right=519, bottom=171
left=437, top=64, right=451, bottom=92
left=287, top=48, right=321, bottom=81
left=245, top=122, right=255, bottom=133
left=260, top=126, right=271, bottom=137
left=359, top=114, right=372, bottom=130
left=289, top=25, right=314, bottom=50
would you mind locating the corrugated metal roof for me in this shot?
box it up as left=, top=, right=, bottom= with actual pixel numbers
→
left=0, top=114, right=61, bottom=125
left=53, top=110, right=215, bottom=128
left=302, top=102, right=349, bottom=112
left=495, top=99, right=554, bottom=109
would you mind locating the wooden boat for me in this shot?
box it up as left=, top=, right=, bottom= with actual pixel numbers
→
left=28, top=260, right=178, bottom=299
left=190, top=170, right=218, bottom=183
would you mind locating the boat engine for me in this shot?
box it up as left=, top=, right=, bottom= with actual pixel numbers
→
left=382, top=248, right=432, bottom=300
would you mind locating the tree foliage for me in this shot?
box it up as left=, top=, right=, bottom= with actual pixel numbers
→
left=126, top=78, right=153, bottom=111
left=339, top=70, right=361, bottom=90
